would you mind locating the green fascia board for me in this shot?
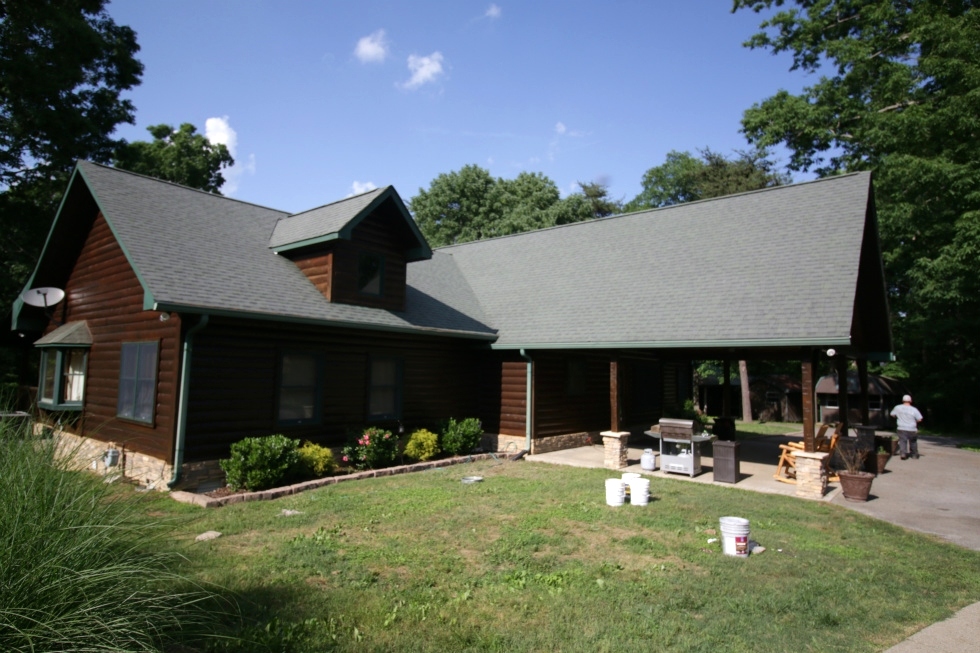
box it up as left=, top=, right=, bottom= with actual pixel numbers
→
left=270, top=232, right=340, bottom=254
left=149, top=301, right=498, bottom=341
left=489, top=337, right=853, bottom=351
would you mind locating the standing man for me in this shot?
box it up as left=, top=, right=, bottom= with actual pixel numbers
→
left=890, top=394, right=923, bottom=460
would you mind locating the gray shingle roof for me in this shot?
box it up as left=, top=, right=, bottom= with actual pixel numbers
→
left=40, top=163, right=875, bottom=351
left=268, top=187, right=385, bottom=251
left=74, top=162, right=495, bottom=339
left=436, top=172, right=874, bottom=349
left=34, top=320, right=92, bottom=346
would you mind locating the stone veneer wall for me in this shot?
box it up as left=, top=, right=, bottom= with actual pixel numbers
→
left=47, top=427, right=173, bottom=491
left=481, top=432, right=597, bottom=455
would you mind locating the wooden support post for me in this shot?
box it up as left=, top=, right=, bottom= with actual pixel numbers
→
left=858, top=359, right=870, bottom=425
left=802, top=357, right=815, bottom=452
left=836, top=355, right=850, bottom=438
left=722, top=359, right=731, bottom=417
left=610, top=358, right=621, bottom=433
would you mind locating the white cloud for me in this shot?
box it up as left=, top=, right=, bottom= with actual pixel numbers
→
left=486, top=4, right=502, bottom=19
left=205, top=116, right=254, bottom=195
left=401, top=52, right=445, bottom=89
left=350, top=180, right=377, bottom=196
left=555, top=122, right=566, bottom=135
left=354, top=29, right=389, bottom=63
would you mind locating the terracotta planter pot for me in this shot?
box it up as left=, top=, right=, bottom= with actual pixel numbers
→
left=839, top=470, right=874, bottom=502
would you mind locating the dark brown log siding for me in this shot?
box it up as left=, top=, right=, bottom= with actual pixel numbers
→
left=183, top=317, right=486, bottom=462
left=531, top=352, right=610, bottom=437
left=331, top=212, right=408, bottom=311
left=41, top=213, right=181, bottom=461
left=292, top=250, right=333, bottom=301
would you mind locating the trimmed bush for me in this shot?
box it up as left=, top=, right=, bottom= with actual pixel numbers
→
left=440, top=417, right=483, bottom=456
left=297, top=441, right=336, bottom=477
left=404, top=428, right=440, bottom=461
left=341, top=427, right=399, bottom=470
left=220, top=434, right=301, bottom=491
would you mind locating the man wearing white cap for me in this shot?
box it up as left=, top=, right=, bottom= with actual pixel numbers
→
left=890, top=394, right=923, bottom=460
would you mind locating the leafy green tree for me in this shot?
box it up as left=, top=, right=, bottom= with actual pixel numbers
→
left=410, top=165, right=504, bottom=247
left=114, top=123, right=234, bottom=194
left=497, top=171, right=562, bottom=235
left=0, top=0, right=142, bottom=186
left=733, top=0, right=980, bottom=424
left=626, top=148, right=789, bottom=211
left=576, top=181, right=622, bottom=219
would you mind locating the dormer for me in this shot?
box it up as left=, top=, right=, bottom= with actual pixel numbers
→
left=269, top=186, right=430, bottom=312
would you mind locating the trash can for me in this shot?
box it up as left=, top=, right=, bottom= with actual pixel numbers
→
left=713, top=416, right=736, bottom=441
left=712, top=440, right=740, bottom=483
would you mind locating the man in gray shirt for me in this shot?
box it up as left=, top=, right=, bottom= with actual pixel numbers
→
left=890, top=394, right=923, bottom=460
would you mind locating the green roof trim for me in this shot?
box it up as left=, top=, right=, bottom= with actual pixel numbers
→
left=489, top=337, right=852, bottom=351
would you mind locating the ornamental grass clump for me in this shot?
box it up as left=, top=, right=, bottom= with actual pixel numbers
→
left=0, top=426, right=221, bottom=652
left=341, top=427, right=399, bottom=469
left=440, top=417, right=483, bottom=456
left=404, top=428, right=440, bottom=461
left=220, top=434, right=301, bottom=491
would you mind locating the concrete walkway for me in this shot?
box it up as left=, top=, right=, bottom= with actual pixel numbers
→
left=527, top=433, right=980, bottom=652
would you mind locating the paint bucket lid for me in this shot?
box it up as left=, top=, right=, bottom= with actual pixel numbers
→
left=461, top=476, right=483, bottom=484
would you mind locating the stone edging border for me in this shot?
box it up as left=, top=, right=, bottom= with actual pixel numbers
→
left=170, top=452, right=520, bottom=508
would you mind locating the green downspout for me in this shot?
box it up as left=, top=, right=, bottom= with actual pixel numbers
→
left=168, top=314, right=209, bottom=489
left=519, top=349, right=533, bottom=451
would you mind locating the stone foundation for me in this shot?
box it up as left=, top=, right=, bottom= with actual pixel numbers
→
left=45, top=427, right=173, bottom=491
left=481, top=433, right=527, bottom=454
left=531, top=431, right=595, bottom=455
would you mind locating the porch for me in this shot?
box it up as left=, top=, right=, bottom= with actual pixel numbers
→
left=525, top=431, right=843, bottom=501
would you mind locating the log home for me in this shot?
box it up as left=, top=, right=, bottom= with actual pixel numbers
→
left=12, top=162, right=892, bottom=488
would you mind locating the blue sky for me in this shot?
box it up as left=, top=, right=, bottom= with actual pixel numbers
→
left=105, top=0, right=810, bottom=214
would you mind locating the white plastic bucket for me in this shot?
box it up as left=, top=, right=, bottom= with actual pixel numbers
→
left=719, top=516, right=750, bottom=557
left=605, top=478, right=625, bottom=506
left=628, top=478, right=650, bottom=506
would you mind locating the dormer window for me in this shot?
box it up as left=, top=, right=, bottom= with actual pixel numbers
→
left=358, top=252, right=384, bottom=296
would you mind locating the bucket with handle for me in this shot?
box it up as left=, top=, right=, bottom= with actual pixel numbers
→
left=719, top=516, right=750, bottom=557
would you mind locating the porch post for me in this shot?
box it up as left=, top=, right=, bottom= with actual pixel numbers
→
left=857, top=359, right=870, bottom=425
left=722, top=359, right=732, bottom=417
left=836, top=355, right=850, bottom=438
left=801, top=356, right=816, bottom=452
left=610, top=358, right=621, bottom=432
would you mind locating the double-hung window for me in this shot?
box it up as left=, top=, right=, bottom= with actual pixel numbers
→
left=278, top=352, right=322, bottom=425
left=117, top=341, right=159, bottom=424
left=38, top=347, right=88, bottom=410
left=368, top=357, right=402, bottom=420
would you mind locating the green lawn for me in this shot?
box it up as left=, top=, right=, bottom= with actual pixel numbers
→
left=135, top=458, right=980, bottom=653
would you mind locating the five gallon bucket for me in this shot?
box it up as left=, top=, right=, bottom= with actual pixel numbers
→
left=627, top=477, right=650, bottom=506
left=605, top=478, right=625, bottom=506
left=719, top=516, right=750, bottom=557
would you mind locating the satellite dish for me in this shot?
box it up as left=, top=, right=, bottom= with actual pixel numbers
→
left=21, top=287, right=65, bottom=308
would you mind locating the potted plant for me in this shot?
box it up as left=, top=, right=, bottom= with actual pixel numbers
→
left=835, top=439, right=875, bottom=501
left=867, top=445, right=891, bottom=475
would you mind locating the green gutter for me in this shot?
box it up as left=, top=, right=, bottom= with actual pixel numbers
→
left=519, top=349, right=533, bottom=451
left=168, top=314, right=209, bottom=489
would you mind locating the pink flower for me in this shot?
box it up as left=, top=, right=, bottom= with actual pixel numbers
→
left=342, top=455, right=348, bottom=462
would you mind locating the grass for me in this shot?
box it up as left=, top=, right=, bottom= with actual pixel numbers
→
left=125, top=456, right=980, bottom=653
left=731, top=420, right=801, bottom=439
left=0, top=429, right=227, bottom=653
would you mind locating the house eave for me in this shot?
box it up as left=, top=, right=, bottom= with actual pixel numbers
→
left=489, top=337, right=853, bottom=351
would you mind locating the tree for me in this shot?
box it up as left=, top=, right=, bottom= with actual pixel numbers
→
left=576, top=181, right=622, bottom=219
left=0, top=0, right=143, bottom=186
left=497, top=171, right=562, bottom=235
left=114, top=123, right=234, bottom=194
left=410, top=165, right=504, bottom=247
left=626, top=148, right=789, bottom=211
left=733, top=0, right=980, bottom=424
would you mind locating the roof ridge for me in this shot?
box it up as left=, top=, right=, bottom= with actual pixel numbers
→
left=78, top=160, right=289, bottom=216
left=437, top=171, right=870, bottom=252
left=287, top=185, right=390, bottom=219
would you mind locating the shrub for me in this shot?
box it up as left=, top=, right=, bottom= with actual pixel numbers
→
left=440, top=417, right=483, bottom=456
left=220, top=434, right=301, bottom=491
left=0, top=426, right=222, bottom=651
left=297, top=441, right=336, bottom=477
left=404, top=428, right=441, bottom=461
left=341, top=427, right=399, bottom=470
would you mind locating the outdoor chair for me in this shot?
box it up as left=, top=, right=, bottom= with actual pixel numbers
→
left=773, top=423, right=840, bottom=484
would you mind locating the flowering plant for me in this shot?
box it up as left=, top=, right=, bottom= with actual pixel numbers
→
left=340, top=427, right=399, bottom=470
